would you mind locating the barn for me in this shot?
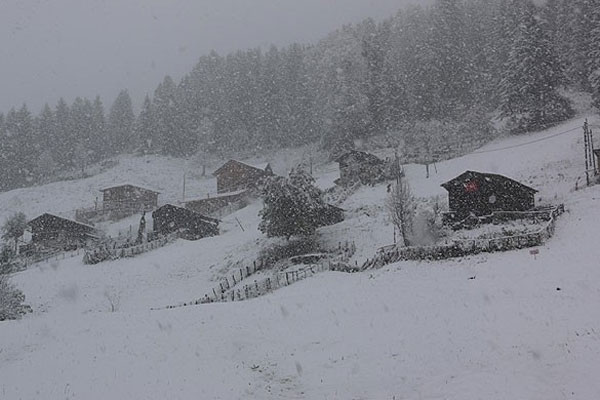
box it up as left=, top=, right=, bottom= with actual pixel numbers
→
left=27, top=213, right=99, bottom=250
left=100, top=183, right=160, bottom=212
left=152, top=204, right=219, bottom=240
left=334, top=150, right=387, bottom=186
left=213, top=160, right=273, bottom=194
left=441, top=170, right=537, bottom=220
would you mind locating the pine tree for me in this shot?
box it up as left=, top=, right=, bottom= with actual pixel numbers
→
left=107, top=89, right=135, bottom=155
left=589, top=2, right=600, bottom=109
left=259, top=169, right=328, bottom=239
left=135, top=95, right=156, bottom=154
left=426, top=0, right=472, bottom=118
left=153, top=76, right=178, bottom=154
left=91, top=96, right=107, bottom=161
left=35, top=103, right=58, bottom=180
left=54, top=98, right=73, bottom=168
left=70, top=97, right=94, bottom=167
left=5, top=105, right=38, bottom=186
left=499, top=1, right=573, bottom=133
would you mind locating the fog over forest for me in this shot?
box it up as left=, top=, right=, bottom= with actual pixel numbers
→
left=0, top=0, right=599, bottom=194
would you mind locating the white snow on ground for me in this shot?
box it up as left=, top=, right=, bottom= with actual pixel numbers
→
left=1, top=115, right=600, bottom=399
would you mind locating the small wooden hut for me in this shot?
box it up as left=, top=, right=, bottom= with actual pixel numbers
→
left=334, top=150, right=387, bottom=186
left=152, top=204, right=219, bottom=240
left=213, top=160, right=273, bottom=194
left=28, top=213, right=99, bottom=250
left=441, top=170, right=537, bottom=221
left=100, top=183, right=160, bottom=212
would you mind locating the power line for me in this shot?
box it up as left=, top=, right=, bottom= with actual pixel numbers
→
left=470, top=125, right=582, bottom=155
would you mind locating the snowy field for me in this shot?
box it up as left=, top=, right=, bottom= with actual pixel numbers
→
left=1, top=114, right=600, bottom=399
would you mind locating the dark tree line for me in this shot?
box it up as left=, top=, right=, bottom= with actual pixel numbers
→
left=1, top=0, right=599, bottom=192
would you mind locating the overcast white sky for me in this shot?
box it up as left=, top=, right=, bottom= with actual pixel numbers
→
left=0, top=0, right=427, bottom=113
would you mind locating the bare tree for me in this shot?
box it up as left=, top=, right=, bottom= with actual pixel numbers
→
left=386, top=177, right=416, bottom=247
left=2, top=212, right=27, bottom=253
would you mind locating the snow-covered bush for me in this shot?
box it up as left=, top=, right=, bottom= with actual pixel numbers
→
left=257, top=236, right=321, bottom=267
left=412, top=196, right=448, bottom=246
left=0, top=275, right=31, bottom=321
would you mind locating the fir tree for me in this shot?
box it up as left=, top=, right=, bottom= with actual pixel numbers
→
left=135, top=95, right=156, bottom=154
left=259, top=169, right=327, bottom=239
left=91, top=96, right=107, bottom=161
left=107, top=89, right=135, bottom=155
left=54, top=98, right=73, bottom=168
left=589, top=2, right=600, bottom=109
left=499, top=1, right=573, bottom=133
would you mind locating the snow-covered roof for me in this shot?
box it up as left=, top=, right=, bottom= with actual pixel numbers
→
left=27, top=213, right=97, bottom=230
left=99, top=183, right=161, bottom=194
left=441, top=170, right=537, bottom=193
left=153, top=203, right=220, bottom=224
left=184, top=189, right=248, bottom=203
left=248, top=162, right=271, bottom=171
left=334, top=150, right=383, bottom=165
left=213, top=160, right=271, bottom=176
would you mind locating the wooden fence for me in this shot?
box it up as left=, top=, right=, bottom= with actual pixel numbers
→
left=83, top=232, right=178, bottom=264
left=362, top=204, right=564, bottom=270
left=153, top=242, right=358, bottom=310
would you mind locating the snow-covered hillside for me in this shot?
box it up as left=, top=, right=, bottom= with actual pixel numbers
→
left=1, top=115, right=600, bottom=399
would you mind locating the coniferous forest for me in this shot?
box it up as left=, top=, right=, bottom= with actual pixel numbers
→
left=1, top=0, right=599, bottom=192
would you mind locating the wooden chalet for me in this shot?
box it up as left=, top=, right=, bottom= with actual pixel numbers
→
left=213, top=160, right=273, bottom=194
left=334, top=150, right=387, bottom=186
left=100, top=183, right=159, bottom=212
left=27, top=213, right=99, bottom=250
left=441, top=171, right=537, bottom=221
left=184, top=189, right=248, bottom=217
left=152, top=204, right=219, bottom=240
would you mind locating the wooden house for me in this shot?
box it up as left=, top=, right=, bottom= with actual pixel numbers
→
left=213, top=160, right=273, bottom=194
left=100, top=183, right=160, bottom=212
left=441, top=171, right=537, bottom=221
left=152, top=204, right=219, bottom=240
left=27, top=213, right=99, bottom=250
left=184, top=189, right=249, bottom=217
left=334, top=150, right=387, bottom=186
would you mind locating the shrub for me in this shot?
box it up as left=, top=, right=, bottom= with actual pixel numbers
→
left=0, top=275, right=31, bottom=321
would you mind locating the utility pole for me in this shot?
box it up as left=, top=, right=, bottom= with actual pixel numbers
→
left=182, top=172, right=186, bottom=202
left=591, top=128, right=597, bottom=175
left=584, top=120, right=590, bottom=186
